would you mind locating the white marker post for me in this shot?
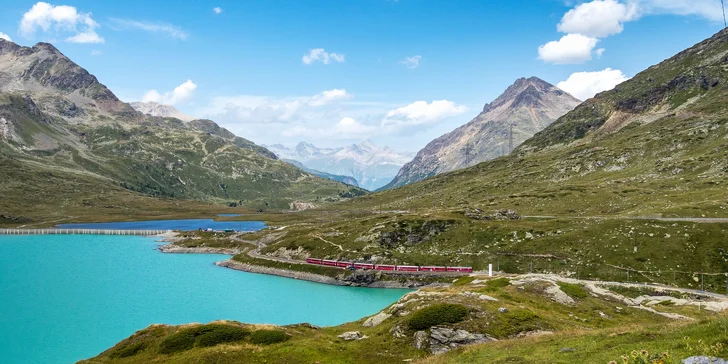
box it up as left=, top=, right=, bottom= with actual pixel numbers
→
left=488, top=264, right=493, bottom=277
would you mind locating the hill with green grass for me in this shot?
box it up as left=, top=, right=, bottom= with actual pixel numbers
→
left=0, top=39, right=363, bottom=225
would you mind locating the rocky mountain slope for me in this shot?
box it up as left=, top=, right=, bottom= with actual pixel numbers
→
left=129, top=101, right=195, bottom=122
left=282, top=159, right=359, bottom=187
left=383, top=77, right=580, bottom=189
left=265, top=140, right=413, bottom=190
left=0, top=39, right=360, bottom=219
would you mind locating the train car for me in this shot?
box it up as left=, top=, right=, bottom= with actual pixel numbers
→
left=336, top=261, right=352, bottom=268
left=322, top=259, right=338, bottom=267
left=396, top=265, right=419, bottom=272
left=375, top=264, right=396, bottom=271
left=446, top=266, right=473, bottom=273
left=353, top=263, right=374, bottom=270
left=421, top=266, right=448, bottom=272
left=305, top=258, right=322, bottom=265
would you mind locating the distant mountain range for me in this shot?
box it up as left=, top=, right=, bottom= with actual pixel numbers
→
left=383, top=77, right=581, bottom=189
left=129, top=101, right=195, bottom=122
left=265, top=140, right=413, bottom=190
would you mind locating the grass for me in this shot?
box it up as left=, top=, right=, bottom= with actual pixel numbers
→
left=557, top=282, right=588, bottom=300
left=82, top=276, right=728, bottom=364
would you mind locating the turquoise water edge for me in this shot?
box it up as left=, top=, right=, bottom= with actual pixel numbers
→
left=0, top=233, right=410, bottom=364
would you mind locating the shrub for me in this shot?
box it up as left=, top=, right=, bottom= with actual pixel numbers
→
left=557, top=282, right=588, bottom=299
left=489, top=310, right=543, bottom=338
left=250, top=330, right=290, bottom=345
left=408, top=303, right=469, bottom=330
left=159, top=329, right=197, bottom=354
left=109, top=341, right=148, bottom=358
left=197, top=325, right=250, bottom=347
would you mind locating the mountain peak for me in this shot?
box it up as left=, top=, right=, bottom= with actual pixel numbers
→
left=483, top=76, right=577, bottom=113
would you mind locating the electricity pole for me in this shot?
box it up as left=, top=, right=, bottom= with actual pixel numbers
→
left=462, top=142, right=472, bottom=167
left=508, top=123, right=515, bottom=154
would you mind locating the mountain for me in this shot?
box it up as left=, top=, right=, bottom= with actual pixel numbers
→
left=383, top=77, right=580, bottom=189
left=264, top=140, right=413, bottom=190
left=129, top=101, right=195, bottom=122
left=282, top=159, right=359, bottom=187
left=0, top=39, right=362, bottom=221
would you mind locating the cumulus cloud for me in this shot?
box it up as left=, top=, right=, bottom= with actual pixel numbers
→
left=0, top=32, right=11, bottom=41
left=213, top=7, right=223, bottom=14
left=383, top=100, right=468, bottom=127
left=538, top=33, right=599, bottom=64
left=142, top=80, right=197, bottom=105
left=558, top=0, right=639, bottom=38
left=400, top=55, right=422, bottom=69
left=302, top=48, right=345, bottom=65
left=20, top=2, right=104, bottom=43
left=557, top=68, right=629, bottom=100
left=110, top=18, right=188, bottom=40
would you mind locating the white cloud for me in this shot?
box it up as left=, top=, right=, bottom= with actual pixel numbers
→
left=640, top=0, right=724, bottom=22
left=110, top=19, right=188, bottom=40
left=142, top=80, right=197, bottom=105
left=538, top=33, right=599, bottom=64
left=200, top=88, right=351, bottom=125
left=596, top=48, right=606, bottom=58
left=558, top=0, right=639, bottom=38
left=0, top=32, right=11, bottom=41
left=20, top=2, right=104, bottom=43
left=308, top=89, right=351, bottom=107
left=400, top=55, right=422, bottom=69
left=383, top=100, right=467, bottom=127
left=302, top=48, right=345, bottom=65
left=213, top=7, right=223, bottom=14
left=90, top=49, right=102, bottom=56
left=557, top=68, right=629, bottom=100
left=283, top=117, right=377, bottom=140
left=66, top=30, right=104, bottom=44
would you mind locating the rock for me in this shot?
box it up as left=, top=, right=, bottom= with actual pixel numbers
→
left=682, top=357, right=728, bottom=364
left=390, top=325, right=406, bottom=339
left=498, top=307, right=508, bottom=313
left=429, top=327, right=495, bottom=354
left=559, top=348, right=575, bottom=353
left=479, top=294, right=498, bottom=301
left=338, top=331, right=367, bottom=341
left=413, top=330, right=429, bottom=350
left=363, top=312, right=392, bottom=327
left=345, top=270, right=378, bottom=285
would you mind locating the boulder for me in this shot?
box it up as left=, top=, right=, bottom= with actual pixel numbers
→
left=390, top=325, right=406, bottom=339
left=683, top=357, right=728, bottom=364
left=338, top=331, right=367, bottom=341
left=362, top=312, right=391, bottom=327
left=429, top=327, right=496, bottom=354
left=413, top=330, right=429, bottom=350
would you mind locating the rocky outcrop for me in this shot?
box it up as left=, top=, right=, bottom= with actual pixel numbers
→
left=682, top=357, right=728, bottom=364
left=362, top=312, right=391, bottom=327
left=383, top=77, right=581, bottom=189
left=428, top=327, right=496, bottom=354
left=465, top=209, right=520, bottom=221
left=413, top=330, right=429, bottom=350
left=337, top=331, right=368, bottom=341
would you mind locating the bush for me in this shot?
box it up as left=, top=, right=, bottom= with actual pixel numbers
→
left=159, top=324, right=251, bottom=354
left=197, top=325, right=250, bottom=347
left=109, top=341, right=148, bottom=358
left=159, top=329, right=197, bottom=354
left=557, top=282, right=588, bottom=300
left=408, top=303, right=469, bottom=330
left=250, top=330, right=290, bottom=345
left=483, top=278, right=511, bottom=292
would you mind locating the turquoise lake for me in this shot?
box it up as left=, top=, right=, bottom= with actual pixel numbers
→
left=0, top=234, right=410, bottom=364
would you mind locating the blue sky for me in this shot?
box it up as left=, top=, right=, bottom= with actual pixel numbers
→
left=0, top=0, right=725, bottom=152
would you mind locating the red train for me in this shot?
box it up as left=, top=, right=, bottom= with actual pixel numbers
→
left=304, top=258, right=473, bottom=273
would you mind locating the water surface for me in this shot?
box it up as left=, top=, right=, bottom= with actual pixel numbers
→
left=57, top=219, right=263, bottom=231
left=0, top=234, right=409, bottom=364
